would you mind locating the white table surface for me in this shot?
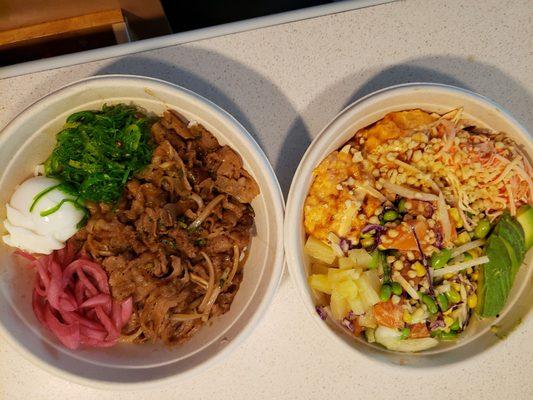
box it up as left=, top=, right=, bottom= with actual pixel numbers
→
left=0, top=0, right=532, bottom=399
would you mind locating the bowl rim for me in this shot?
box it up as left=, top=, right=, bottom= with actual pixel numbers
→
left=0, top=74, right=286, bottom=389
left=284, top=82, right=531, bottom=362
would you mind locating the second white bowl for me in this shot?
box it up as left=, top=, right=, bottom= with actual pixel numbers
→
left=284, top=83, right=533, bottom=365
left=0, top=75, right=285, bottom=388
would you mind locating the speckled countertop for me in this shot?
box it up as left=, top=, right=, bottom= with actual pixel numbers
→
left=0, top=0, right=532, bottom=399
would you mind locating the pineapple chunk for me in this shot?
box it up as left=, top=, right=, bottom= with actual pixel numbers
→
left=328, top=268, right=361, bottom=282
left=338, top=256, right=356, bottom=270
left=333, top=280, right=359, bottom=300
left=348, top=248, right=373, bottom=268
left=358, top=310, right=378, bottom=328
left=304, top=236, right=336, bottom=264
left=308, top=274, right=332, bottom=294
left=364, top=269, right=381, bottom=292
left=311, top=262, right=330, bottom=275
left=356, top=274, right=380, bottom=308
left=330, top=290, right=350, bottom=320
left=348, top=296, right=366, bottom=315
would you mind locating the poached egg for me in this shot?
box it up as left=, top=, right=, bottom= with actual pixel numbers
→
left=2, top=176, right=85, bottom=254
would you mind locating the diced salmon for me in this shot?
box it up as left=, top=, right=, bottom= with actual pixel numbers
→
left=381, top=220, right=429, bottom=251
left=373, top=300, right=404, bottom=329
left=409, top=323, right=430, bottom=338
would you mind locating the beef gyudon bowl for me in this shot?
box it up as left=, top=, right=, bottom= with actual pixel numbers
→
left=0, top=75, right=284, bottom=387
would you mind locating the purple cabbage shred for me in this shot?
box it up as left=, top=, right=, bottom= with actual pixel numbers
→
left=339, top=238, right=353, bottom=253
left=315, top=306, right=327, bottom=321
left=429, top=318, right=446, bottom=330
left=361, top=224, right=386, bottom=234
left=435, top=230, right=444, bottom=249
left=341, top=318, right=354, bottom=332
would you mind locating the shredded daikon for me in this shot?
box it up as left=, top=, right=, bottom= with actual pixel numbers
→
left=432, top=256, right=489, bottom=278
left=393, top=273, right=419, bottom=300
left=359, top=184, right=387, bottom=202
left=451, top=239, right=486, bottom=258
left=382, top=180, right=439, bottom=202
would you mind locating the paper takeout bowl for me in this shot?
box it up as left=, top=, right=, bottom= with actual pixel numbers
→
left=284, top=83, right=533, bottom=365
left=0, top=75, right=284, bottom=388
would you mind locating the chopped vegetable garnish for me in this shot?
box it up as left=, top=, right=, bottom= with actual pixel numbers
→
left=44, top=104, right=155, bottom=204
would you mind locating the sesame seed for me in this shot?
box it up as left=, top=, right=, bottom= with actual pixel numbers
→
left=393, top=260, right=404, bottom=270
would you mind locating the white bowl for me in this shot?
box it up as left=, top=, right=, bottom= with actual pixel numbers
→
left=0, top=75, right=285, bottom=388
left=285, top=83, right=533, bottom=365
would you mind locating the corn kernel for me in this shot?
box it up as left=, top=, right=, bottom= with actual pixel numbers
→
left=468, top=294, right=478, bottom=309
left=468, top=248, right=482, bottom=258
left=449, top=208, right=463, bottom=228
left=456, top=231, right=471, bottom=245
left=452, top=282, right=461, bottom=291
left=466, top=267, right=473, bottom=274
left=444, top=273, right=454, bottom=279
left=412, top=262, right=426, bottom=277
left=444, top=316, right=454, bottom=326
left=403, top=310, right=412, bottom=323
left=471, top=272, right=479, bottom=281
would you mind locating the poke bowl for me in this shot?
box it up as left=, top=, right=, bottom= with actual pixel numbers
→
left=285, top=83, right=533, bottom=366
left=0, top=75, right=284, bottom=388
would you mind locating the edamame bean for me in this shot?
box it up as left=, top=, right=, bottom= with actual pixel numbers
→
left=421, top=294, right=439, bottom=314
left=398, top=198, right=407, bottom=213
left=474, top=219, right=491, bottom=239
left=445, top=289, right=461, bottom=304
left=391, top=282, right=403, bottom=295
left=382, top=209, right=399, bottom=222
left=430, top=248, right=452, bottom=270
left=436, top=293, right=449, bottom=311
left=379, top=284, right=392, bottom=301
left=400, top=327, right=410, bottom=340
left=450, top=319, right=461, bottom=331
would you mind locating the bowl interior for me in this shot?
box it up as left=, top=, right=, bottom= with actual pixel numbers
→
left=0, top=76, right=283, bottom=386
left=285, top=83, right=533, bottom=366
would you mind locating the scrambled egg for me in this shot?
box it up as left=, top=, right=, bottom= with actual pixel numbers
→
left=359, top=110, right=436, bottom=152
left=304, top=151, right=364, bottom=241
left=304, top=110, right=437, bottom=242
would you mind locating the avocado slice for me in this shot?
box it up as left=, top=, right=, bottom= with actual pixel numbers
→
left=497, top=214, right=526, bottom=254
left=495, top=219, right=525, bottom=281
left=498, top=236, right=520, bottom=281
left=516, top=205, right=533, bottom=250
left=478, top=235, right=513, bottom=317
